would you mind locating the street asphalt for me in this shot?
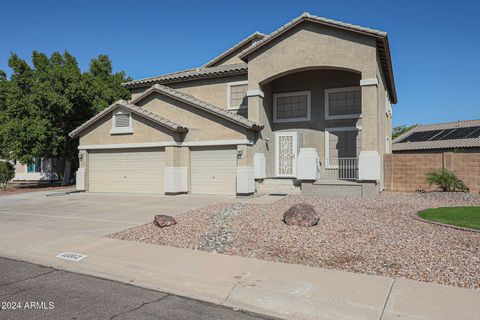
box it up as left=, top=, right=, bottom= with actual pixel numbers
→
left=0, top=257, right=273, bottom=320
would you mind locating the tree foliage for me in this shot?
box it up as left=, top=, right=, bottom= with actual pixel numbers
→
left=392, top=124, right=417, bottom=140
left=0, top=51, right=131, bottom=184
left=0, top=161, right=15, bottom=190
left=426, top=168, right=469, bottom=192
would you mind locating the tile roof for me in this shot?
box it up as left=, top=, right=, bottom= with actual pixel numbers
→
left=69, top=100, right=188, bottom=138
left=202, top=32, right=266, bottom=68
left=131, top=84, right=263, bottom=131
left=392, top=119, right=480, bottom=151
left=238, top=12, right=397, bottom=104
left=123, top=63, right=248, bottom=89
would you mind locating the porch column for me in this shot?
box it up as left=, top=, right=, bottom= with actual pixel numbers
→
left=164, top=146, right=189, bottom=194
left=247, top=87, right=267, bottom=180
left=236, top=144, right=255, bottom=194
left=358, top=78, right=380, bottom=181
left=76, top=150, right=87, bottom=191
left=247, top=88, right=264, bottom=125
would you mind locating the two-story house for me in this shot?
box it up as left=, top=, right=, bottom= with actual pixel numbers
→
left=70, top=13, right=397, bottom=197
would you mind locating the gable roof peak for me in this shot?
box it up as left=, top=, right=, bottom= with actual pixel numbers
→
left=202, top=32, right=266, bottom=68
left=239, top=12, right=395, bottom=103
left=69, top=99, right=188, bottom=138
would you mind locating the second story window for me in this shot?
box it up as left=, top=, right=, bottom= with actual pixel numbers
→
left=273, top=91, right=311, bottom=123
left=111, top=109, right=133, bottom=134
left=227, top=81, right=248, bottom=110
left=325, top=87, right=362, bottom=120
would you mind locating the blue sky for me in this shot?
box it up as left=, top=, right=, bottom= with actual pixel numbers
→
left=1, top=0, right=479, bottom=126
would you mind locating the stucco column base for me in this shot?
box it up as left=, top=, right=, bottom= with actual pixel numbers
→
left=76, top=168, right=86, bottom=191
left=253, top=153, right=266, bottom=179
left=237, top=166, right=255, bottom=194
left=358, top=151, right=380, bottom=181
left=297, top=148, right=319, bottom=180
left=164, top=167, right=188, bottom=194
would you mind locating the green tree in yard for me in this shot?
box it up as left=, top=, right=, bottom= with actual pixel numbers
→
left=84, top=54, right=131, bottom=113
left=0, top=70, right=7, bottom=158
left=0, top=51, right=131, bottom=185
left=0, top=161, right=15, bottom=190
left=392, top=124, right=417, bottom=139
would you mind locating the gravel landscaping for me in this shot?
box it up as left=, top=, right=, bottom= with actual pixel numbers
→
left=108, top=192, right=480, bottom=289
left=0, top=183, right=71, bottom=196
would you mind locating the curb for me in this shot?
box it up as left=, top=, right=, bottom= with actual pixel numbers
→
left=411, top=212, right=480, bottom=233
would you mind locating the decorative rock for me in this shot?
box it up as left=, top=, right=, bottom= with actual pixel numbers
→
left=153, top=215, right=177, bottom=228
left=283, top=203, right=319, bottom=227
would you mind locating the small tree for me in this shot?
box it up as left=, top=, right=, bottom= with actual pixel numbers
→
left=426, top=168, right=469, bottom=192
left=0, top=161, right=15, bottom=190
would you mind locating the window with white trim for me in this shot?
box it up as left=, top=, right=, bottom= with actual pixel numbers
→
left=111, top=110, right=133, bottom=134
left=325, top=87, right=361, bottom=120
left=324, top=127, right=362, bottom=167
left=273, top=91, right=311, bottom=123
left=227, top=81, right=248, bottom=110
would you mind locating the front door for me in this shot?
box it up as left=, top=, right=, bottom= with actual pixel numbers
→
left=275, top=132, right=297, bottom=177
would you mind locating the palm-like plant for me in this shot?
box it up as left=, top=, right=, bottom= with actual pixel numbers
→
left=426, top=168, right=469, bottom=192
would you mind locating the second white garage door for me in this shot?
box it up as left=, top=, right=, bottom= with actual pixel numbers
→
left=190, top=146, right=237, bottom=195
left=89, top=148, right=165, bottom=194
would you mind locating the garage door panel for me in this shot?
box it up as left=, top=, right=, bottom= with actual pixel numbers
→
left=190, top=147, right=236, bottom=195
left=89, top=148, right=165, bottom=194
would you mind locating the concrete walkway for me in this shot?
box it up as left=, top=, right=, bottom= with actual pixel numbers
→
left=0, top=192, right=478, bottom=320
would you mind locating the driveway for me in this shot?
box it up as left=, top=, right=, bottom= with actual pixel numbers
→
left=0, top=191, right=232, bottom=237
left=0, top=191, right=231, bottom=266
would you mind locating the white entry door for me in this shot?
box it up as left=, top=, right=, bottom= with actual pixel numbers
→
left=275, top=132, right=297, bottom=177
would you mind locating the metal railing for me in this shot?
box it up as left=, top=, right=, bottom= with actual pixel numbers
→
left=321, top=157, right=358, bottom=180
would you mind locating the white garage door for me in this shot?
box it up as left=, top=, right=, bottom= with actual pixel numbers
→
left=88, top=148, right=165, bottom=194
left=190, top=146, right=237, bottom=195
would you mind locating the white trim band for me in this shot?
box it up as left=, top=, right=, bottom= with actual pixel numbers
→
left=182, top=139, right=254, bottom=147
left=79, top=142, right=178, bottom=150
left=78, top=139, right=254, bottom=150
left=360, top=78, right=379, bottom=86
left=246, top=89, right=265, bottom=98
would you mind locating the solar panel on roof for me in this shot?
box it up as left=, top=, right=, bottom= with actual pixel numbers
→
left=397, top=126, right=480, bottom=143
left=433, top=129, right=456, bottom=140
left=466, top=126, right=480, bottom=138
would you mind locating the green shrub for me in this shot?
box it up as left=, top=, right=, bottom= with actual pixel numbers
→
left=0, top=161, right=15, bottom=190
left=426, top=168, right=469, bottom=192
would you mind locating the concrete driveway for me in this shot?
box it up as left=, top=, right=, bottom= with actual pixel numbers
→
left=0, top=191, right=231, bottom=265
left=0, top=191, right=232, bottom=237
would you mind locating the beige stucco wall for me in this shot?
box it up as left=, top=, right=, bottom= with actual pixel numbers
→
left=165, top=146, right=190, bottom=167
left=130, top=74, right=247, bottom=113
left=136, top=92, right=252, bottom=142
left=168, top=75, right=247, bottom=109
left=79, top=111, right=178, bottom=146
left=247, top=22, right=378, bottom=89
left=374, top=52, right=393, bottom=190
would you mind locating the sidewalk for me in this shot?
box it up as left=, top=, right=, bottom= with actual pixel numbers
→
left=0, top=227, right=478, bottom=320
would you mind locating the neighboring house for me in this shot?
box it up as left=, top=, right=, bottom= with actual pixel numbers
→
left=70, top=13, right=397, bottom=197
left=385, top=119, right=480, bottom=193
left=392, top=119, right=480, bottom=153
left=12, top=158, right=61, bottom=182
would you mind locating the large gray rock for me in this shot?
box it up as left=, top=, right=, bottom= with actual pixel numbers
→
left=283, top=204, right=319, bottom=227
left=153, top=215, right=177, bottom=228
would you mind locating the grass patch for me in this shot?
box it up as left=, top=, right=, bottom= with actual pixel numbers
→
left=418, top=206, right=480, bottom=230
